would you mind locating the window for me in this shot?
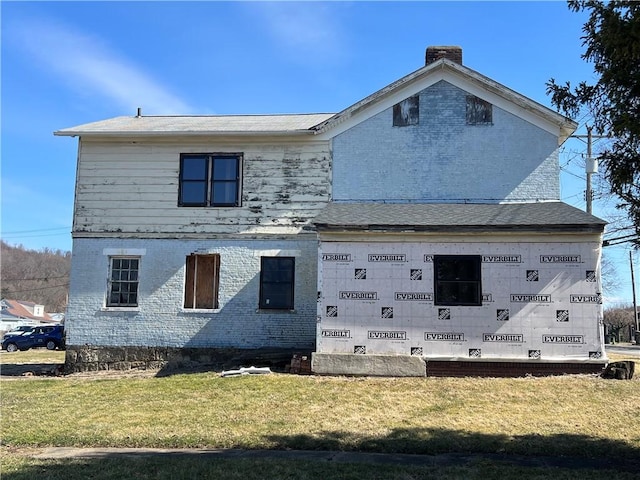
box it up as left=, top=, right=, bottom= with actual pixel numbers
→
left=179, top=154, right=241, bottom=207
left=434, top=255, right=481, bottom=306
left=466, top=95, right=492, bottom=125
left=107, top=257, right=139, bottom=307
left=184, top=254, right=220, bottom=309
left=259, top=257, right=295, bottom=309
left=393, top=96, right=419, bottom=126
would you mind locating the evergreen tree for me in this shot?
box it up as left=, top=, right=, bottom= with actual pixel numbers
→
left=547, top=1, right=640, bottom=239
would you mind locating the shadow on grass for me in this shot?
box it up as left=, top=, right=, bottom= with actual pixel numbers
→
left=265, top=427, right=640, bottom=469
left=3, top=427, right=640, bottom=479
left=10, top=454, right=639, bottom=480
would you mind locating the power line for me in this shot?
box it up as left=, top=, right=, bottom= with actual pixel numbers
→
left=1, top=275, right=69, bottom=282
left=1, top=232, right=71, bottom=239
left=1, top=227, right=70, bottom=234
left=2, top=284, right=69, bottom=294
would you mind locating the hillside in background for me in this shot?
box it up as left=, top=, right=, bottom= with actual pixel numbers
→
left=1, top=241, right=71, bottom=312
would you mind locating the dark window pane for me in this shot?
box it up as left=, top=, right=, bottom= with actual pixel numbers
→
left=393, top=96, right=419, bottom=126
left=181, top=157, right=208, bottom=180
left=466, top=96, right=492, bottom=125
left=181, top=182, right=208, bottom=205
left=212, top=181, right=237, bottom=205
left=437, top=282, right=480, bottom=305
left=260, top=257, right=294, bottom=309
left=213, top=157, right=238, bottom=180
left=261, top=284, right=293, bottom=309
left=437, top=258, right=479, bottom=281
left=434, top=255, right=481, bottom=306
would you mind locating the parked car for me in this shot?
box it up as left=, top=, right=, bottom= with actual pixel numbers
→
left=1, top=325, right=65, bottom=352
left=2, top=325, right=37, bottom=337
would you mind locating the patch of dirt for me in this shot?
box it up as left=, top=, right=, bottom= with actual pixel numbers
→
left=0, top=363, right=167, bottom=380
left=0, top=363, right=65, bottom=378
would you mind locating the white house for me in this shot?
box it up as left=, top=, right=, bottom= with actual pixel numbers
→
left=56, top=46, right=607, bottom=376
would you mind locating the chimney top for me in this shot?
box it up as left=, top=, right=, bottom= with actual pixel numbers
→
left=425, top=46, right=462, bottom=65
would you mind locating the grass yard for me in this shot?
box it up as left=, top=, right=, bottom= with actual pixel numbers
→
left=1, top=350, right=638, bottom=479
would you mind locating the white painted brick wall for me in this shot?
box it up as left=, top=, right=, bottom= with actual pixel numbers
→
left=332, top=81, right=560, bottom=203
left=66, top=237, right=318, bottom=349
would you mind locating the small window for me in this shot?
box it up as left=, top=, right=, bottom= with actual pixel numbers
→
left=466, top=95, right=492, bottom=125
left=259, top=257, right=295, bottom=309
left=393, top=96, right=419, bottom=126
left=179, top=154, right=241, bottom=207
left=434, top=255, right=481, bottom=306
left=184, top=254, right=220, bottom=309
left=107, top=257, right=140, bottom=307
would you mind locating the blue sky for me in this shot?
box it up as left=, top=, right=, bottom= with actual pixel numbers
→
left=1, top=1, right=637, bottom=306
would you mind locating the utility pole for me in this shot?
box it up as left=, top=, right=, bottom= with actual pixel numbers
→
left=586, top=126, right=594, bottom=214
left=571, top=126, right=603, bottom=215
left=632, top=252, right=640, bottom=343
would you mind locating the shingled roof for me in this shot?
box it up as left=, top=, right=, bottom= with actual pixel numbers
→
left=54, top=113, right=335, bottom=137
left=313, top=202, right=606, bottom=233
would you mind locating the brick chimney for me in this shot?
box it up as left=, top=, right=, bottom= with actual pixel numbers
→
left=425, top=46, right=462, bottom=65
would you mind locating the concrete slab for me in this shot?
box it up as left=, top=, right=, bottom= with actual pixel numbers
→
left=312, top=353, right=426, bottom=376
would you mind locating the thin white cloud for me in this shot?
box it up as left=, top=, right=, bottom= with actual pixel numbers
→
left=6, top=17, right=195, bottom=114
left=246, top=3, right=348, bottom=65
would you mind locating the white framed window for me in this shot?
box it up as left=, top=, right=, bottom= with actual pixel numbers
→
left=107, top=257, right=140, bottom=307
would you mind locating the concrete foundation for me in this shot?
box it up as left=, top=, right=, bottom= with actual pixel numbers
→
left=312, top=353, right=427, bottom=377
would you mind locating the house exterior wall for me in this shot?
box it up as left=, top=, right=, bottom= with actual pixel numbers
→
left=66, top=237, right=318, bottom=350
left=316, top=235, right=605, bottom=363
left=73, top=138, right=331, bottom=236
left=332, top=81, right=560, bottom=203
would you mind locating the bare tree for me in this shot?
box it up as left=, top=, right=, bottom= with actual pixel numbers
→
left=0, top=241, right=71, bottom=312
left=603, top=306, right=635, bottom=342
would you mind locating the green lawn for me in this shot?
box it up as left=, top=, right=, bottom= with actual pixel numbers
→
left=1, top=350, right=638, bottom=479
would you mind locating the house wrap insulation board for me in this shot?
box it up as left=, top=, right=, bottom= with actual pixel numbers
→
left=316, top=240, right=606, bottom=363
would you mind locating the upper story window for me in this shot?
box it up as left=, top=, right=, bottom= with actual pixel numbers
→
left=107, top=257, right=140, bottom=307
left=179, top=154, right=242, bottom=207
left=393, top=96, right=419, bottom=126
left=466, top=96, right=492, bottom=125
left=434, top=255, right=482, bottom=306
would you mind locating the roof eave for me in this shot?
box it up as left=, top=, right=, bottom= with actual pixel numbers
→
left=53, top=129, right=318, bottom=138
left=315, top=224, right=605, bottom=234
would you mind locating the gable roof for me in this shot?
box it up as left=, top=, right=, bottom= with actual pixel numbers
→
left=313, top=202, right=605, bottom=234
left=55, top=58, right=577, bottom=144
left=0, top=299, right=53, bottom=322
left=311, top=58, right=577, bottom=144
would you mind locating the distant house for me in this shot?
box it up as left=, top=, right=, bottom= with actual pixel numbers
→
left=0, top=299, right=55, bottom=333
left=56, top=46, right=607, bottom=376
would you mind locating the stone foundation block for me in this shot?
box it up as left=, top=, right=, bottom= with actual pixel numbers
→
left=312, top=353, right=427, bottom=377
